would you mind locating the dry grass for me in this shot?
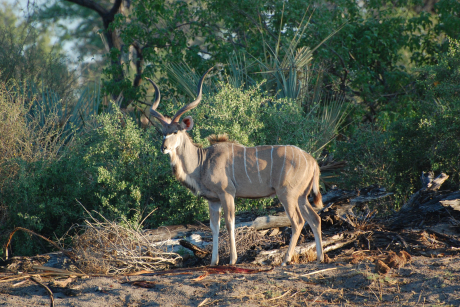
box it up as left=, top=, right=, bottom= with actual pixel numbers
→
left=0, top=81, right=70, bottom=190
left=71, top=210, right=182, bottom=275
left=291, top=249, right=317, bottom=264
left=209, top=226, right=285, bottom=262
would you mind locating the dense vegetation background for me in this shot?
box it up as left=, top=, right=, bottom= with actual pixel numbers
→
left=0, top=0, right=459, bottom=256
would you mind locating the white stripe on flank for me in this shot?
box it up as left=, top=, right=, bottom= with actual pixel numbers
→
left=270, top=146, right=274, bottom=186
left=296, top=147, right=301, bottom=178
left=301, top=150, right=309, bottom=180
left=291, top=147, right=298, bottom=180
left=289, top=146, right=309, bottom=181
left=232, top=144, right=237, bottom=185
left=278, top=146, right=286, bottom=186
left=256, top=147, right=262, bottom=183
left=285, top=146, right=294, bottom=177
left=244, top=147, right=252, bottom=183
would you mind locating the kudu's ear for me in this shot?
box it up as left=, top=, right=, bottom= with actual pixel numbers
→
left=181, top=116, right=194, bottom=131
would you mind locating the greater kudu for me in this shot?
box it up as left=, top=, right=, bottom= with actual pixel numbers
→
left=147, top=67, right=324, bottom=265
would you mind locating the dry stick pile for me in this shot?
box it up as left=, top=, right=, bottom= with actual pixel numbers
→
left=204, top=226, right=285, bottom=263
left=72, top=212, right=182, bottom=275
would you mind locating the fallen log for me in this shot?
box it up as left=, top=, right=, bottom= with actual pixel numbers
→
left=401, top=172, right=450, bottom=211
left=390, top=172, right=460, bottom=229
left=143, top=225, right=210, bottom=242
left=143, top=185, right=392, bottom=245
left=440, top=198, right=460, bottom=211
left=252, top=231, right=365, bottom=265
left=235, top=215, right=291, bottom=231
left=179, top=240, right=210, bottom=258
left=424, top=229, right=460, bottom=248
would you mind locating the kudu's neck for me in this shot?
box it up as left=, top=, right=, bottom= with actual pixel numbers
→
left=169, top=133, right=204, bottom=177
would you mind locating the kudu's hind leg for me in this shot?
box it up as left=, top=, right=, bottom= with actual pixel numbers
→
left=298, top=196, right=324, bottom=263
left=278, top=194, right=305, bottom=266
left=208, top=201, right=221, bottom=265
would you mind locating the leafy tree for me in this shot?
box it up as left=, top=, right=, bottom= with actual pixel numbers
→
left=34, top=0, right=212, bottom=106
left=32, top=0, right=459, bottom=122
left=32, top=0, right=107, bottom=57
left=336, top=40, right=460, bottom=205
left=0, top=2, right=75, bottom=96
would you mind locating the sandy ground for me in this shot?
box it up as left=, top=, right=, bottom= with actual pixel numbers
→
left=1, top=253, right=460, bottom=306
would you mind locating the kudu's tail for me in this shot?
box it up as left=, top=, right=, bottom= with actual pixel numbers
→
left=312, top=164, right=323, bottom=209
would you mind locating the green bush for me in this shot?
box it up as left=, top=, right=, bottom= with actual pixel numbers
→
left=0, top=81, right=93, bottom=255
left=79, top=107, right=209, bottom=228
left=336, top=106, right=460, bottom=209
left=170, top=82, right=342, bottom=154
left=335, top=126, right=394, bottom=190
left=386, top=40, right=460, bottom=194
left=390, top=103, right=460, bottom=192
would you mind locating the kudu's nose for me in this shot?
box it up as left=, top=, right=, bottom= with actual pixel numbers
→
left=161, top=140, right=167, bottom=153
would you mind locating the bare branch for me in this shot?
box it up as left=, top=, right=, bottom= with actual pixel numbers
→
left=132, top=42, right=144, bottom=88
left=64, top=0, right=109, bottom=17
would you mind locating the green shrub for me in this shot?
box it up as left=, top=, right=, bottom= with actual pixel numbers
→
left=336, top=104, right=460, bottom=209
left=80, top=107, right=209, bottom=228
left=388, top=40, right=460, bottom=194
left=334, top=125, right=399, bottom=196
left=0, top=105, right=210, bottom=256
left=389, top=102, right=460, bottom=192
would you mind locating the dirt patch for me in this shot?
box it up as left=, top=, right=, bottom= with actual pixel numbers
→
left=1, top=252, right=460, bottom=306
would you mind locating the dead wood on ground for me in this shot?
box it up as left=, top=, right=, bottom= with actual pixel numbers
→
left=390, top=172, right=460, bottom=229
left=252, top=231, right=367, bottom=265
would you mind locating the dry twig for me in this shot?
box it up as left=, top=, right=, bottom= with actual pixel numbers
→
left=30, top=276, right=55, bottom=307
left=300, top=267, right=338, bottom=277
left=266, top=289, right=292, bottom=301
left=4, top=227, right=73, bottom=260
left=71, top=208, right=182, bottom=275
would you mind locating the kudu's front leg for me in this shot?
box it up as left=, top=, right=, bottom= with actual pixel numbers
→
left=219, top=193, right=238, bottom=265
left=208, top=201, right=221, bottom=265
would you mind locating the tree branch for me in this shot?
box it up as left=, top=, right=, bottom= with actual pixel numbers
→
left=108, top=0, right=123, bottom=18
left=64, top=0, right=108, bottom=17
left=132, top=42, right=144, bottom=88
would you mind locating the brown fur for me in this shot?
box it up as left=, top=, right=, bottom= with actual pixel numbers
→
left=207, top=134, right=239, bottom=145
